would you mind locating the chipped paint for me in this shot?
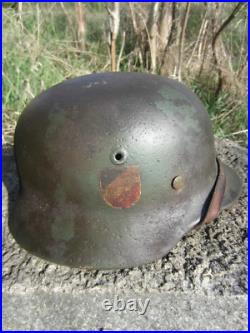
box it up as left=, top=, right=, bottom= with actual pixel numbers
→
left=100, top=166, right=141, bottom=208
left=82, top=80, right=107, bottom=89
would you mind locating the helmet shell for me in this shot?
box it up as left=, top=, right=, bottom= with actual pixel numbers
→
left=11, top=72, right=241, bottom=269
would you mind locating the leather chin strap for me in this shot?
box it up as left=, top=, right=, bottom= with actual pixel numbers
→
left=203, top=159, right=226, bottom=224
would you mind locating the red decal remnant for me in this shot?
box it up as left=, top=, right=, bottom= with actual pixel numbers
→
left=100, top=166, right=141, bottom=208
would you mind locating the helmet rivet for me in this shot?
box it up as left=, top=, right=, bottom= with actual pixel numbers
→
left=172, top=176, right=185, bottom=191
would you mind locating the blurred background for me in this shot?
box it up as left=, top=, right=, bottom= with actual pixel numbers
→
left=2, top=2, right=248, bottom=146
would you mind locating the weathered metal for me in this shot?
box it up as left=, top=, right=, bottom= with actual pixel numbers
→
left=10, top=72, right=242, bottom=269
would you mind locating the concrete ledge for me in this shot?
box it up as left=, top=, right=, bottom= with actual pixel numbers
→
left=2, top=290, right=248, bottom=331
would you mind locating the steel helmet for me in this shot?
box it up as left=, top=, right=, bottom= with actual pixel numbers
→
left=10, top=72, right=242, bottom=269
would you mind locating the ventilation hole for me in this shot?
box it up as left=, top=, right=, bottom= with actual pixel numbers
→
left=110, top=148, right=128, bottom=165
left=115, top=152, right=123, bottom=161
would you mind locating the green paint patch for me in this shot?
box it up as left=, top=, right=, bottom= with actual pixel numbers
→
left=51, top=186, right=75, bottom=241
left=181, top=116, right=201, bottom=134
left=155, top=86, right=201, bottom=134
left=46, top=106, right=67, bottom=140
left=155, top=86, right=195, bottom=115
left=54, top=186, right=66, bottom=203
left=51, top=211, right=75, bottom=242
left=158, top=86, right=182, bottom=100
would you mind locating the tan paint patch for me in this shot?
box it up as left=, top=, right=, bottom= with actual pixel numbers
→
left=100, top=166, right=141, bottom=208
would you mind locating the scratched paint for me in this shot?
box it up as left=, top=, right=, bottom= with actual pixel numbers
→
left=100, top=166, right=141, bottom=208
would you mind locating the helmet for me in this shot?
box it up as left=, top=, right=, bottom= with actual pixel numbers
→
left=10, top=72, right=242, bottom=269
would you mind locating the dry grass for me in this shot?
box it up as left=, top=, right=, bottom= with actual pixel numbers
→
left=2, top=3, right=248, bottom=146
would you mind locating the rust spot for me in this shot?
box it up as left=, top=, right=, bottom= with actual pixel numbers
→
left=100, top=166, right=141, bottom=208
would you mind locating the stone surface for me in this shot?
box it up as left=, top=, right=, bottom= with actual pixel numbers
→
left=2, top=139, right=248, bottom=330
left=2, top=291, right=247, bottom=331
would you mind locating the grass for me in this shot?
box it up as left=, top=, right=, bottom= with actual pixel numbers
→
left=191, top=80, right=248, bottom=144
left=2, top=4, right=248, bottom=146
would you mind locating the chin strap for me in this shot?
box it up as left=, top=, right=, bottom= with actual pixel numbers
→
left=203, top=159, right=226, bottom=224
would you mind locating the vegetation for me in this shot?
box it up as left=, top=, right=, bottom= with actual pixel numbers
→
left=2, top=2, right=248, bottom=146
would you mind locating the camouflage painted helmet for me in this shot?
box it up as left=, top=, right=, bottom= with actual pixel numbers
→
left=11, top=72, right=242, bottom=269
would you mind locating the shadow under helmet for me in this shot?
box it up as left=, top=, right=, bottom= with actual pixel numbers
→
left=10, top=72, right=242, bottom=269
